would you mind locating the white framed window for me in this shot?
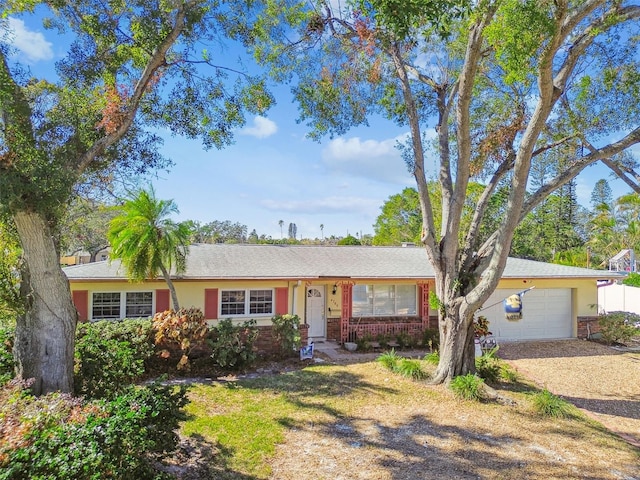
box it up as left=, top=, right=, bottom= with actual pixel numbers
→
left=91, top=291, right=153, bottom=321
left=125, top=292, right=153, bottom=318
left=220, top=289, right=273, bottom=317
left=352, top=285, right=417, bottom=316
left=92, top=292, right=121, bottom=320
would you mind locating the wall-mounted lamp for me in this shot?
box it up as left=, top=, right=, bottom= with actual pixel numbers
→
left=332, top=284, right=338, bottom=295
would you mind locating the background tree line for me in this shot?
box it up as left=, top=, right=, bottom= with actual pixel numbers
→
left=54, top=192, right=374, bottom=255
left=56, top=176, right=639, bottom=267
left=372, top=179, right=640, bottom=270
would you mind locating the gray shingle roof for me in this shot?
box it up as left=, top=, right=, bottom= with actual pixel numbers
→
left=63, top=244, right=619, bottom=281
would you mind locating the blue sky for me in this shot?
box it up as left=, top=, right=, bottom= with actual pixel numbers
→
left=4, top=14, right=634, bottom=240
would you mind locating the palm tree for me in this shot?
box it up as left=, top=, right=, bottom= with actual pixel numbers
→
left=320, top=223, right=324, bottom=241
left=278, top=219, right=284, bottom=239
left=108, top=187, right=190, bottom=310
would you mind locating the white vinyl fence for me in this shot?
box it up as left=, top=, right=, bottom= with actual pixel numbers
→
left=597, top=283, right=640, bottom=315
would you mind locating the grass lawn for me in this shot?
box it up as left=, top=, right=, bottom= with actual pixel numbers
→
left=179, top=358, right=640, bottom=479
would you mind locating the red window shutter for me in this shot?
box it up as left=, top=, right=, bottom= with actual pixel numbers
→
left=204, top=288, right=219, bottom=319
left=155, top=289, right=170, bottom=313
left=275, top=287, right=288, bottom=315
left=72, top=290, right=89, bottom=322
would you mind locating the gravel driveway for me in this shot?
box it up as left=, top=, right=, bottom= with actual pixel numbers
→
left=498, top=339, right=640, bottom=447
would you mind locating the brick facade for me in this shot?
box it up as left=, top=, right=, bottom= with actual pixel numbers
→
left=577, top=316, right=600, bottom=339
left=253, top=323, right=309, bottom=357
left=327, top=318, right=341, bottom=342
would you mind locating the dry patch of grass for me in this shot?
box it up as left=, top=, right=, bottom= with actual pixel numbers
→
left=181, top=358, right=640, bottom=479
left=499, top=340, right=640, bottom=447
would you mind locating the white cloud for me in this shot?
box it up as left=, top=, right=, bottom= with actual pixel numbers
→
left=261, top=196, right=379, bottom=215
left=6, top=18, right=53, bottom=62
left=321, top=133, right=418, bottom=184
left=240, top=116, right=278, bottom=139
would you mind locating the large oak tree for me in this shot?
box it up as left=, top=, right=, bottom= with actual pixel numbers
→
left=0, top=1, right=272, bottom=394
left=246, top=0, right=640, bottom=382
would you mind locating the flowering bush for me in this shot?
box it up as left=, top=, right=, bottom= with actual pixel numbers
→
left=153, top=307, right=209, bottom=371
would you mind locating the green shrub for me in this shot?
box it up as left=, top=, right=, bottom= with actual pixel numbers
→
left=377, top=349, right=400, bottom=370
left=271, top=314, right=301, bottom=357
left=622, top=272, right=640, bottom=287
left=450, top=373, right=484, bottom=401
left=376, top=333, right=392, bottom=348
left=475, top=358, right=501, bottom=382
left=395, top=358, right=428, bottom=380
left=423, top=351, right=440, bottom=365
left=153, top=307, right=209, bottom=370
left=75, top=319, right=154, bottom=399
left=210, top=318, right=259, bottom=369
left=377, top=351, right=426, bottom=380
left=0, top=311, right=16, bottom=329
left=355, top=333, right=373, bottom=352
left=395, top=331, right=414, bottom=349
left=531, top=389, right=573, bottom=418
left=499, top=363, right=520, bottom=383
left=475, top=351, right=501, bottom=382
left=422, top=328, right=439, bottom=351
left=0, top=326, right=14, bottom=386
left=598, top=311, right=640, bottom=345
left=0, top=381, right=187, bottom=480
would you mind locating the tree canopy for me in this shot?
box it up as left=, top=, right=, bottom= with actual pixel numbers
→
left=108, top=187, right=190, bottom=310
left=0, top=0, right=275, bottom=394
left=244, top=0, right=640, bottom=382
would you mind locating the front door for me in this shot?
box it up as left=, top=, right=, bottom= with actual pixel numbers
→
left=306, top=286, right=326, bottom=339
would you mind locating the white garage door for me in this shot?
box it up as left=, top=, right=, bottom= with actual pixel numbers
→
left=479, top=288, right=573, bottom=341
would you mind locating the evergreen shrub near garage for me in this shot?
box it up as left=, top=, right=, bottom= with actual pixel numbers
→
left=0, top=380, right=187, bottom=480
left=597, top=311, right=640, bottom=346
left=74, top=319, right=154, bottom=399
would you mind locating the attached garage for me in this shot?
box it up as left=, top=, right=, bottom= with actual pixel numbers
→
left=479, top=288, right=573, bottom=341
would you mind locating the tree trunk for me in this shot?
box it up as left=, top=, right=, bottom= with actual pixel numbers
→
left=159, top=264, right=180, bottom=310
left=13, top=210, right=77, bottom=395
left=431, top=307, right=476, bottom=384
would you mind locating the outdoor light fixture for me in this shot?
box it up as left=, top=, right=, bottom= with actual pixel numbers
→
left=332, top=284, right=338, bottom=295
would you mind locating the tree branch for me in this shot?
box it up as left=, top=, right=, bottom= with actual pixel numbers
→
left=602, top=157, right=640, bottom=194
left=387, top=42, right=438, bottom=258
left=476, top=126, right=640, bottom=261
left=77, top=1, right=199, bottom=173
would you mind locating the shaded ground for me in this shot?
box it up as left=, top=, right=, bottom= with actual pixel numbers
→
left=165, top=339, right=640, bottom=479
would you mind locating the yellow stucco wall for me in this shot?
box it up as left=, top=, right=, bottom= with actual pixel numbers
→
left=69, top=276, right=598, bottom=332
left=72, top=279, right=329, bottom=326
